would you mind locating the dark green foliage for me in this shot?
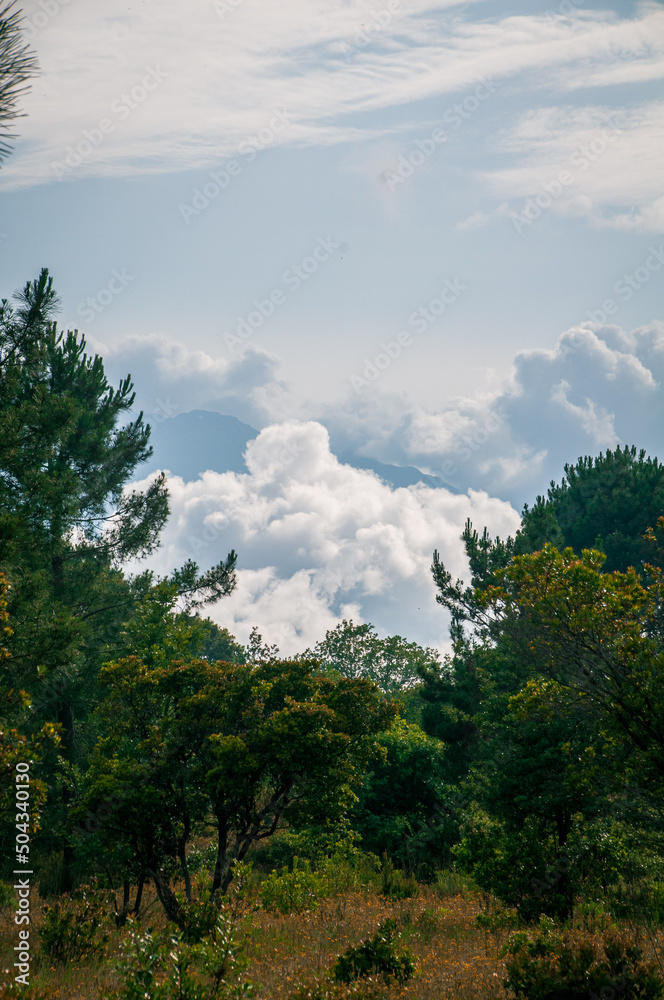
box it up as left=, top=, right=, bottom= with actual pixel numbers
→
left=0, top=270, right=238, bottom=890
left=608, top=880, right=664, bottom=929
left=350, top=718, right=455, bottom=877
left=79, top=654, right=397, bottom=923
left=431, top=518, right=515, bottom=636
left=454, top=813, right=572, bottom=922
left=503, top=924, right=664, bottom=999
left=429, top=445, right=664, bottom=931
left=331, top=919, right=415, bottom=984
left=198, top=621, right=246, bottom=663
left=417, top=651, right=483, bottom=783
left=516, top=446, right=664, bottom=572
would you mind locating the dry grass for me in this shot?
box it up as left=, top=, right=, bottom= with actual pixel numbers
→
left=0, top=881, right=512, bottom=999
left=243, top=887, right=511, bottom=999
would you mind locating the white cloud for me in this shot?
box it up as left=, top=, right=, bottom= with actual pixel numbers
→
left=482, top=101, right=664, bottom=233
left=4, top=1, right=663, bottom=189
left=89, top=333, right=290, bottom=427
left=133, top=420, right=520, bottom=653
left=324, top=320, right=664, bottom=505
left=105, top=314, right=664, bottom=513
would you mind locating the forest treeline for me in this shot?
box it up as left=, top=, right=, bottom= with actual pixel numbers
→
left=2, top=271, right=664, bottom=996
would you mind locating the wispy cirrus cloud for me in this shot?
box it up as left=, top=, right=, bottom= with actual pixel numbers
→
left=4, top=0, right=663, bottom=190
left=468, top=100, right=664, bottom=234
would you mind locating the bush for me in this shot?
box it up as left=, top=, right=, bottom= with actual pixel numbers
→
left=608, top=880, right=664, bottom=928
left=350, top=720, right=456, bottom=879
left=379, top=855, right=418, bottom=900
left=475, top=907, right=520, bottom=933
left=262, top=825, right=380, bottom=895
left=503, top=922, right=664, bottom=999
left=260, top=857, right=329, bottom=914
left=117, top=911, right=252, bottom=1000
left=254, top=824, right=371, bottom=869
left=39, top=879, right=111, bottom=963
left=332, top=919, right=415, bottom=985
left=174, top=862, right=259, bottom=943
left=187, top=842, right=218, bottom=876
left=433, top=869, right=474, bottom=898
left=453, top=815, right=576, bottom=921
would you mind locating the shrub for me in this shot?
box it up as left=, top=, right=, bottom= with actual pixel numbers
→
left=503, top=923, right=664, bottom=999
left=608, top=880, right=664, bottom=928
left=475, top=907, right=520, bottom=933
left=433, top=868, right=474, bottom=898
left=187, top=842, right=218, bottom=876
left=254, top=824, right=371, bottom=870
left=39, top=878, right=111, bottom=963
left=332, top=918, right=415, bottom=985
left=117, top=911, right=252, bottom=1000
left=176, top=862, right=259, bottom=943
left=260, top=857, right=329, bottom=914
left=379, top=855, right=418, bottom=900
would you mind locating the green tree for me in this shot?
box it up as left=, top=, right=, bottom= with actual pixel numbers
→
left=515, top=446, right=664, bottom=572
left=416, top=649, right=483, bottom=784
left=306, top=619, right=439, bottom=695
left=478, top=543, right=664, bottom=798
left=0, top=571, right=60, bottom=865
left=197, top=621, right=245, bottom=664
left=0, top=269, right=237, bottom=890
left=432, top=448, right=664, bottom=639
left=350, top=718, right=455, bottom=877
left=79, top=654, right=397, bottom=924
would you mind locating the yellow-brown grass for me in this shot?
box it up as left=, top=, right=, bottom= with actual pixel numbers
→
left=0, top=882, right=512, bottom=999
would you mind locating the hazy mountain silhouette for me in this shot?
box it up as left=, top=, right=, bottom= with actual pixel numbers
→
left=139, top=410, right=459, bottom=493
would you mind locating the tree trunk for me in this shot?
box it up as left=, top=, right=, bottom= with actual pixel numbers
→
left=57, top=699, right=76, bottom=893
left=177, top=800, right=192, bottom=903
left=210, top=816, right=228, bottom=900
left=178, top=840, right=192, bottom=904
left=148, top=867, right=186, bottom=927
left=133, top=874, right=144, bottom=916
left=115, top=879, right=131, bottom=926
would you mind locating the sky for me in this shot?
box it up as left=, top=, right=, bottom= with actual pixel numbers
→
left=2, top=0, right=663, bottom=654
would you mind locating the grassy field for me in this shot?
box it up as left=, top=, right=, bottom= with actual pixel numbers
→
left=0, top=874, right=514, bottom=999
left=2, top=863, right=663, bottom=999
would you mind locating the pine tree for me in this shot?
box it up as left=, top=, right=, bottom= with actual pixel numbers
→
left=0, top=3, right=38, bottom=161
left=0, top=269, right=237, bottom=888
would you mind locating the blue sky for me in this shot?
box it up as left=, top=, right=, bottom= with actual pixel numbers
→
left=2, top=0, right=663, bottom=653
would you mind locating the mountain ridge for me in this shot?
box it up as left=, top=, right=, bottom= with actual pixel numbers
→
left=139, top=410, right=460, bottom=493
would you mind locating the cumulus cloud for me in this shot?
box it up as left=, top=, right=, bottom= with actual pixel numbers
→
left=132, top=421, right=520, bottom=654
left=325, top=320, right=664, bottom=506
left=115, top=318, right=664, bottom=653
left=89, top=333, right=289, bottom=428
left=104, top=314, right=664, bottom=513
